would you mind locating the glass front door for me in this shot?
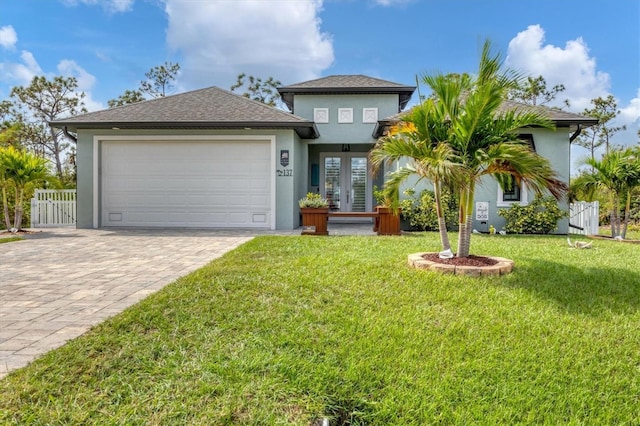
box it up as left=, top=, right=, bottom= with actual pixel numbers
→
left=320, top=153, right=370, bottom=213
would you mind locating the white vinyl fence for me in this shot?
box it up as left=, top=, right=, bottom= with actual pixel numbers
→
left=569, top=201, right=599, bottom=236
left=30, top=189, right=77, bottom=228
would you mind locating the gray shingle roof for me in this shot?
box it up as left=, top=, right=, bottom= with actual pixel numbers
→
left=278, top=75, right=416, bottom=111
left=374, top=100, right=599, bottom=137
left=279, top=75, right=414, bottom=89
left=497, top=100, right=599, bottom=125
left=51, top=86, right=319, bottom=138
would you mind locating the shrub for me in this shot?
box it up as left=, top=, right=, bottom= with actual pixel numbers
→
left=400, top=188, right=458, bottom=231
left=498, top=196, right=567, bottom=234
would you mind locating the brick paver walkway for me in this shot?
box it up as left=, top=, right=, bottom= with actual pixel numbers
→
left=0, top=228, right=260, bottom=379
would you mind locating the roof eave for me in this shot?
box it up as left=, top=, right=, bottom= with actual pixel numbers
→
left=372, top=117, right=599, bottom=139
left=50, top=120, right=320, bottom=139
left=552, top=118, right=599, bottom=127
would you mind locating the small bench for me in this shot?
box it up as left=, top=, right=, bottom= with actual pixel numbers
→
left=328, top=211, right=378, bottom=218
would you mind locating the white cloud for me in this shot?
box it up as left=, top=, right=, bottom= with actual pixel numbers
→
left=0, top=50, right=44, bottom=86
left=57, top=59, right=97, bottom=90
left=619, top=89, right=640, bottom=125
left=0, top=25, right=18, bottom=49
left=163, top=0, right=334, bottom=91
left=57, top=59, right=103, bottom=112
left=616, top=90, right=640, bottom=145
left=506, top=24, right=610, bottom=111
left=61, top=0, right=134, bottom=14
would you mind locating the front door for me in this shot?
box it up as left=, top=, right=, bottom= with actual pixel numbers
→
left=320, top=153, right=371, bottom=213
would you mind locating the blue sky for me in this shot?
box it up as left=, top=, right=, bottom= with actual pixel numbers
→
left=1, top=0, right=639, bottom=152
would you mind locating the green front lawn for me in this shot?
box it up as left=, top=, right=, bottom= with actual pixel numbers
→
left=0, top=236, right=22, bottom=244
left=1, top=234, right=639, bottom=424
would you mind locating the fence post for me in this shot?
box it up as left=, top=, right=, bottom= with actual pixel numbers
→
left=30, top=197, right=37, bottom=228
left=590, top=201, right=599, bottom=235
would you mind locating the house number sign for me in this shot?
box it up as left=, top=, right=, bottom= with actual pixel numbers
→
left=277, top=169, right=293, bottom=177
left=277, top=150, right=293, bottom=177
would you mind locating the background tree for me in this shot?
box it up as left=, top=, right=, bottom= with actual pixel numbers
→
left=108, top=61, right=180, bottom=108
left=0, top=99, right=14, bottom=123
left=230, top=73, right=282, bottom=107
left=107, top=89, right=145, bottom=108
left=10, top=76, right=86, bottom=183
left=574, top=95, right=626, bottom=161
left=139, top=61, right=180, bottom=99
left=507, top=75, right=569, bottom=108
left=0, top=101, right=25, bottom=150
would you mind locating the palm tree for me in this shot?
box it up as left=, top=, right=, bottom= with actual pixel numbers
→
left=0, top=146, right=49, bottom=231
left=573, top=147, right=640, bottom=238
left=619, top=148, right=640, bottom=239
left=428, top=41, right=569, bottom=257
left=375, top=41, right=567, bottom=258
left=370, top=99, right=462, bottom=255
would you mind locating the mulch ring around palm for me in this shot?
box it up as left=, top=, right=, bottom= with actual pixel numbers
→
left=421, top=253, right=499, bottom=267
left=408, top=252, right=514, bottom=276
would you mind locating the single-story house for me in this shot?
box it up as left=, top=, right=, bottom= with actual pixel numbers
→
left=51, top=74, right=597, bottom=232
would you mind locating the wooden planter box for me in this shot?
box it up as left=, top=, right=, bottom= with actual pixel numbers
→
left=300, top=207, right=329, bottom=235
left=376, top=206, right=401, bottom=236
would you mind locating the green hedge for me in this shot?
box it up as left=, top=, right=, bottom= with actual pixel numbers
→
left=498, top=196, right=567, bottom=234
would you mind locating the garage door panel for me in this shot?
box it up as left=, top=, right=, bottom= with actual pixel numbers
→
left=250, top=178, right=269, bottom=190
left=102, top=140, right=272, bottom=228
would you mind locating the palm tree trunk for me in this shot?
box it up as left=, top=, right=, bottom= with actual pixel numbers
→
left=461, top=214, right=473, bottom=257
left=622, top=191, right=631, bottom=239
left=457, top=188, right=467, bottom=257
left=433, top=179, right=451, bottom=251
left=1, top=185, right=11, bottom=230
left=610, top=193, right=620, bottom=238
left=13, top=186, right=23, bottom=231
left=457, top=184, right=474, bottom=258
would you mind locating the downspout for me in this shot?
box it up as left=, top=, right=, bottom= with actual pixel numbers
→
left=62, top=126, right=77, bottom=143
left=569, top=124, right=582, bottom=143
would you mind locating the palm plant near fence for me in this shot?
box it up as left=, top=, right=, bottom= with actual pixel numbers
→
left=0, top=146, right=49, bottom=231
left=572, top=147, right=640, bottom=239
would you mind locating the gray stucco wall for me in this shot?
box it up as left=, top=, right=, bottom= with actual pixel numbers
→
left=75, top=128, right=302, bottom=230
left=293, top=94, right=400, bottom=144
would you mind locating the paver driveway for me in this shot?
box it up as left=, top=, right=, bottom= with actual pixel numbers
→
left=0, top=228, right=263, bottom=379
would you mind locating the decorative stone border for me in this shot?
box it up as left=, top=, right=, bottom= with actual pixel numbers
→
left=407, top=252, right=515, bottom=277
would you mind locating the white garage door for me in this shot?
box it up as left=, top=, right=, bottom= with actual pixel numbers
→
left=101, top=140, right=273, bottom=228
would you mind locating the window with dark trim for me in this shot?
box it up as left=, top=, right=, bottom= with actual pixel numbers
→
left=502, top=180, right=521, bottom=202
left=498, top=134, right=535, bottom=204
